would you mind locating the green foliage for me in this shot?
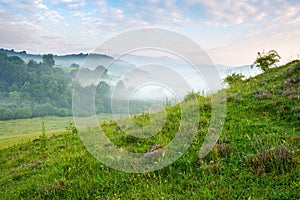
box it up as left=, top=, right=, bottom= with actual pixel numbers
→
left=95, top=81, right=111, bottom=113
left=183, top=90, right=202, bottom=101
left=0, top=105, right=32, bottom=120
left=224, top=73, right=245, bottom=85
left=0, top=53, right=153, bottom=120
left=95, top=65, right=108, bottom=77
left=65, top=121, right=78, bottom=135
left=70, top=63, right=79, bottom=68
left=0, top=53, right=28, bottom=89
left=132, top=112, right=151, bottom=127
left=0, top=53, right=72, bottom=120
left=42, top=54, right=55, bottom=67
left=245, top=145, right=297, bottom=174
left=252, top=50, right=281, bottom=72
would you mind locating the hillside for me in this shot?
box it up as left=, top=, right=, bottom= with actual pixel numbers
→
left=0, top=61, right=299, bottom=199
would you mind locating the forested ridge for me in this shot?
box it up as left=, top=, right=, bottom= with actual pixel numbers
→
left=0, top=52, right=74, bottom=119
left=0, top=52, right=152, bottom=120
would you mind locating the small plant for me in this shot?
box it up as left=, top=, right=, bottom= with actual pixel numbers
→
left=39, top=121, right=47, bottom=153
left=251, top=50, right=281, bottom=72
left=132, top=113, right=151, bottom=127
left=203, top=141, right=233, bottom=162
left=254, top=89, right=273, bottom=99
left=65, top=121, right=78, bottom=135
left=245, top=145, right=297, bottom=174
left=183, top=90, right=200, bottom=101
left=224, top=73, right=245, bottom=85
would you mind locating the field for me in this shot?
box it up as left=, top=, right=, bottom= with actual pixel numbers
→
left=0, top=114, right=113, bottom=150
left=0, top=61, right=299, bottom=199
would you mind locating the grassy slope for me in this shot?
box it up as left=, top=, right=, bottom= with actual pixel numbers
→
left=0, top=62, right=299, bottom=199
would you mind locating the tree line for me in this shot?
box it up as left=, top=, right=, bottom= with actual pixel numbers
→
left=0, top=53, right=151, bottom=120
left=0, top=53, right=72, bottom=119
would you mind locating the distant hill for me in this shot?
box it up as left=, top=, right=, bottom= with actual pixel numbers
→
left=0, top=48, right=137, bottom=76
left=0, top=48, right=260, bottom=77
left=0, top=48, right=95, bottom=66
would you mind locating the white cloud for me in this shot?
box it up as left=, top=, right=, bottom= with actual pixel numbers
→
left=32, top=3, right=64, bottom=24
left=164, top=0, right=176, bottom=8
left=53, top=0, right=81, bottom=4
left=52, top=0, right=86, bottom=9
left=66, top=1, right=86, bottom=9
left=0, top=0, right=66, bottom=24
left=1, top=0, right=300, bottom=64
left=73, top=11, right=84, bottom=17
left=199, top=0, right=258, bottom=25
left=255, top=12, right=266, bottom=21
left=0, top=0, right=72, bottom=53
left=181, top=0, right=300, bottom=27
left=77, top=6, right=142, bottom=32
left=148, top=0, right=159, bottom=4
left=45, top=10, right=63, bottom=21
left=207, top=11, right=300, bottom=65
left=97, top=0, right=106, bottom=6
left=0, top=21, right=69, bottom=53
left=61, top=0, right=76, bottom=3
left=109, top=8, right=124, bottom=20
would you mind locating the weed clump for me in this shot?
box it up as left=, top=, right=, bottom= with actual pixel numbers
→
left=245, top=145, right=298, bottom=174
left=65, top=121, right=78, bottom=135
left=202, top=140, right=233, bottom=163
left=286, top=61, right=300, bottom=76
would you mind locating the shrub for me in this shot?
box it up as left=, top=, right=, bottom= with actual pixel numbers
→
left=224, top=73, right=245, bottom=85
left=32, top=103, right=71, bottom=117
left=0, top=105, right=32, bottom=120
left=251, top=50, right=281, bottom=72
left=65, top=121, right=78, bottom=135
left=245, top=145, right=298, bottom=174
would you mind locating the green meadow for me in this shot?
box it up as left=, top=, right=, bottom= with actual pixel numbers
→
left=0, top=61, right=299, bottom=199
left=0, top=115, right=113, bottom=150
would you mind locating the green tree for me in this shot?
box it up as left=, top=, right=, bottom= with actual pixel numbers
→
left=42, top=54, right=55, bottom=67
left=0, top=53, right=73, bottom=120
left=224, top=73, right=245, bottom=86
left=251, top=50, right=281, bottom=72
left=0, top=53, right=27, bottom=88
left=96, top=81, right=110, bottom=96
left=9, top=91, right=21, bottom=102
left=95, top=81, right=111, bottom=113
left=28, top=59, right=39, bottom=68
left=95, top=65, right=108, bottom=77
left=70, top=63, right=80, bottom=68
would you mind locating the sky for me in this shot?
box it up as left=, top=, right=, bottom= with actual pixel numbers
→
left=0, top=0, right=300, bottom=66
